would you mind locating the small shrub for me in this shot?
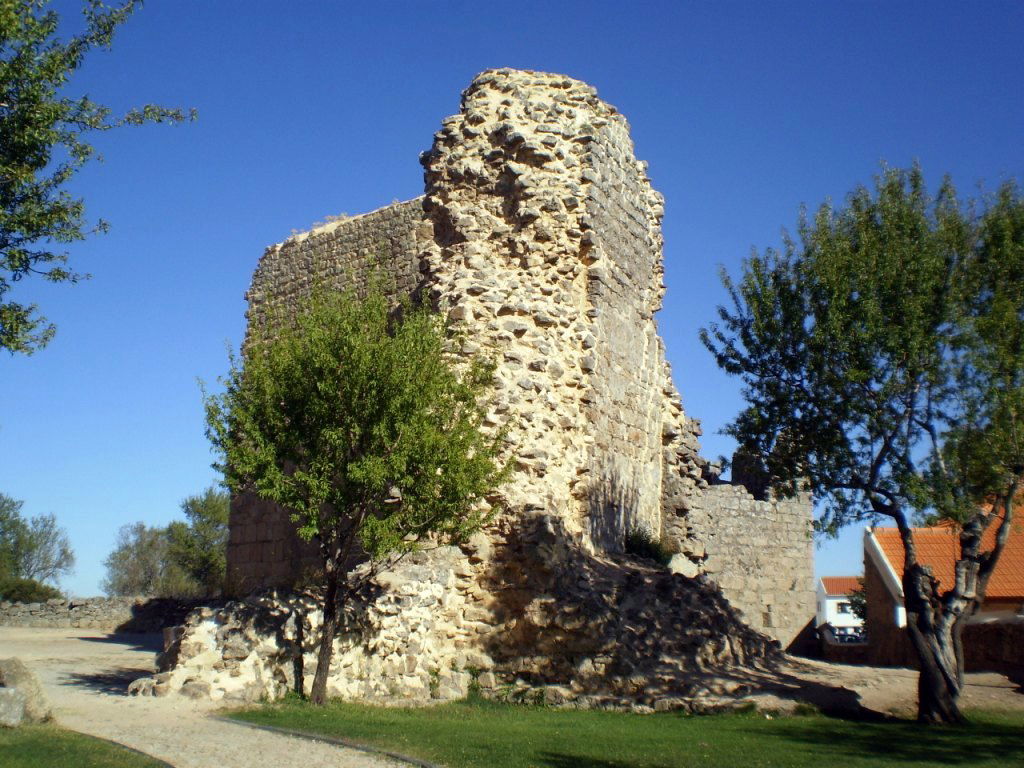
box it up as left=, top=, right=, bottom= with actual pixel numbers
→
left=466, top=667, right=482, bottom=698
left=624, top=526, right=676, bottom=567
left=0, top=577, right=62, bottom=603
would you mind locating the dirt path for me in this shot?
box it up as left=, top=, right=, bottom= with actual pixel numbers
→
left=784, top=656, right=1024, bottom=717
left=0, top=627, right=401, bottom=768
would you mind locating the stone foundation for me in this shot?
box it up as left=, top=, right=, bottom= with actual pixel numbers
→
left=134, top=517, right=778, bottom=709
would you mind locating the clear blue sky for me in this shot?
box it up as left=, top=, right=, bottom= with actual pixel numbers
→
left=3, top=1, right=1021, bottom=597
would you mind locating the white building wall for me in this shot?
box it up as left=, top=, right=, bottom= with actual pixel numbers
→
left=815, top=580, right=864, bottom=630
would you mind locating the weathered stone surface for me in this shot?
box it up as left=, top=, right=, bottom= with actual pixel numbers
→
left=197, top=69, right=816, bottom=707
left=0, top=658, right=50, bottom=723
left=0, top=658, right=49, bottom=727
left=0, top=688, right=26, bottom=728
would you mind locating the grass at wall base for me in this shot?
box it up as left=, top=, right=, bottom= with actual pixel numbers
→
left=231, top=695, right=1024, bottom=768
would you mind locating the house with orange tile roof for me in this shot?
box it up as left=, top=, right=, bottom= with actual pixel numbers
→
left=815, top=576, right=864, bottom=637
left=863, top=521, right=1024, bottom=670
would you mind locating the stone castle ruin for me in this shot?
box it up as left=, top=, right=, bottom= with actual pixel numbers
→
left=140, top=70, right=814, bottom=707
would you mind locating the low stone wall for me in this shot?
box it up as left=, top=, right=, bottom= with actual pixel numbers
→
left=0, top=597, right=205, bottom=633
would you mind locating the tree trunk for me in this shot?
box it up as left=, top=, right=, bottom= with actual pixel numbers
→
left=310, top=563, right=340, bottom=706
left=908, top=621, right=966, bottom=724
left=894, top=512, right=967, bottom=726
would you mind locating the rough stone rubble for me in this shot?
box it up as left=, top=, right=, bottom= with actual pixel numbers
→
left=138, top=69, right=815, bottom=707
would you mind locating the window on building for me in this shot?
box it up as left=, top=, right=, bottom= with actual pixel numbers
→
left=838, top=602, right=851, bottom=614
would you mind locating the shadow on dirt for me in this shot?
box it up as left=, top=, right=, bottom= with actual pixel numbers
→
left=62, top=666, right=153, bottom=696
left=74, top=633, right=164, bottom=653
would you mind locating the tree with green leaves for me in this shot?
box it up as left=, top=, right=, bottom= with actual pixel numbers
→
left=1, top=0, right=193, bottom=355
left=167, top=486, right=229, bottom=596
left=0, top=492, right=74, bottom=597
left=702, top=166, right=1023, bottom=724
left=205, top=289, right=508, bottom=705
left=102, top=521, right=199, bottom=598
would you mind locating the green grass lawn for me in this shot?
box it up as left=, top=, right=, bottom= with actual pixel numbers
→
left=0, top=724, right=167, bottom=768
left=230, top=696, right=1024, bottom=768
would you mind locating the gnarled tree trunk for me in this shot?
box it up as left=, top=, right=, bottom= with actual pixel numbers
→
left=902, top=565, right=967, bottom=724
left=896, top=481, right=1016, bottom=725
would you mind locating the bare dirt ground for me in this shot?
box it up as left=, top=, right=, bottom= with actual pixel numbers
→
left=689, top=654, right=1024, bottom=719
left=784, top=656, right=1024, bottom=717
left=0, top=626, right=402, bottom=768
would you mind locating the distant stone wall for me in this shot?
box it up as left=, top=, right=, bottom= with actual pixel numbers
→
left=685, top=484, right=815, bottom=649
left=0, top=597, right=201, bottom=632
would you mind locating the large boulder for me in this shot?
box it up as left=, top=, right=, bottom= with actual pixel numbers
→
left=0, top=688, right=26, bottom=727
left=0, top=658, right=52, bottom=724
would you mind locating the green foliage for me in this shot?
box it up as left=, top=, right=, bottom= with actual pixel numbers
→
left=701, top=166, right=1023, bottom=530
left=848, top=577, right=867, bottom=623
left=204, top=288, right=508, bottom=563
left=166, top=486, right=229, bottom=596
left=623, top=524, right=675, bottom=566
left=205, top=287, right=508, bottom=703
left=0, top=0, right=194, bottom=355
left=101, top=521, right=200, bottom=597
left=0, top=492, right=73, bottom=585
left=934, top=181, right=1024, bottom=522
left=0, top=575, right=62, bottom=602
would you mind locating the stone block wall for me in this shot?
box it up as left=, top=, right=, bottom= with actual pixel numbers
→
left=227, top=493, right=321, bottom=594
left=582, top=120, right=672, bottom=548
left=245, top=197, right=428, bottom=340
left=685, top=483, right=815, bottom=649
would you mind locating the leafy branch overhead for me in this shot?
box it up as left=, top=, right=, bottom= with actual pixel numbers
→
left=0, top=0, right=194, bottom=355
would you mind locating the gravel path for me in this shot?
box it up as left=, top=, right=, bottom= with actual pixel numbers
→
left=0, top=627, right=402, bottom=768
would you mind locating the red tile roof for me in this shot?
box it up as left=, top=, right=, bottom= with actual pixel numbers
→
left=872, top=515, right=1024, bottom=600
left=821, top=576, right=861, bottom=596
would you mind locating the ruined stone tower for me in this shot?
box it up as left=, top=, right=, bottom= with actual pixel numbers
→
left=154, top=70, right=814, bottom=706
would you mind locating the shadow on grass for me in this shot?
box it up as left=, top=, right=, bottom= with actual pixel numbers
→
left=766, top=716, right=1024, bottom=765
left=62, top=666, right=152, bottom=696
left=537, top=755, right=673, bottom=768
